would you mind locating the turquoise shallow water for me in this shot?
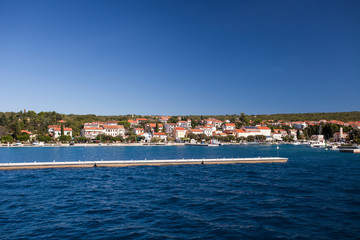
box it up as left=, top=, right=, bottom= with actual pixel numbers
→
left=0, top=145, right=360, bottom=239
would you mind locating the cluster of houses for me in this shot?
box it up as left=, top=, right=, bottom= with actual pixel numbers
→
left=38, top=117, right=360, bottom=143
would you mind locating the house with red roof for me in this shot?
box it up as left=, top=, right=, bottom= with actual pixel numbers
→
left=103, top=124, right=125, bottom=137
left=133, top=128, right=144, bottom=135
left=81, top=126, right=104, bottom=139
left=188, top=129, right=203, bottom=135
left=136, top=118, right=148, bottom=124
left=128, top=120, right=138, bottom=127
left=158, top=116, right=171, bottom=123
left=222, top=123, right=235, bottom=132
left=153, top=132, right=167, bottom=141
left=53, top=127, right=73, bottom=139
left=256, top=126, right=271, bottom=136
left=172, top=127, right=187, bottom=139
left=145, top=123, right=163, bottom=133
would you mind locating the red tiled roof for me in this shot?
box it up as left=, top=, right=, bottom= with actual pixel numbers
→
left=21, top=130, right=32, bottom=134
left=54, top=127, right=72, bottom=131
left=236, top=129, right=246, bottom=133
left=174, top=127, right=186, bottom=130
left=153, top=132, right=166, bottom=135
left=84, top=127, right=103, bottom=130
left=257, top=126, right=270, bottom=130
left=103, top=125, right=124, bottom=129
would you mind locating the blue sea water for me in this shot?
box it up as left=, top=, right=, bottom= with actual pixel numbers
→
left=0, top=145, right=360, bottom=239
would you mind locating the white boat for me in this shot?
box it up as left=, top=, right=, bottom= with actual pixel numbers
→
left=208, top=143, right=220, bottom=147
left=292, top=142, right=301, bottom=145
left=15, top=141, right=22, bottom=146
left=310, top=141, right=326, bottom=148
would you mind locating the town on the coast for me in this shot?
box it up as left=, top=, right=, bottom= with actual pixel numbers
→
left=0, top=110, right=359, bottom=148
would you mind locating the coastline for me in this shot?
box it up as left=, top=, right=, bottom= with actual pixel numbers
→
left=0, top=143, right=187, bottom=148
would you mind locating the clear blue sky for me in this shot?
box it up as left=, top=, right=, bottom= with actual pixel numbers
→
left=1, top=0, right=359, bottom=115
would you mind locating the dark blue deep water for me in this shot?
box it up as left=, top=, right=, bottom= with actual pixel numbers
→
left=1, top=145, right=360, bottom=239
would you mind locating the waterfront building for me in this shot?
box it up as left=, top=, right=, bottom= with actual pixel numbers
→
left=199, top=127, right=213, bottom=137
left=271, top=132, right=283, bottom=141
left=81, top=127, right=104, bottom=139
left=153, top=132, right=167, bottom=141
left=20, top=130, right=36, bottom=140
left=173, top=127, right=187, bottom=139
left=333, top=127, right=348, bottom=142
left=103, top=125, right=125, bottom=137
left=256, top=126, right=271, bottom=137
left=311, top=135, right=324, bottom=142
left=53, top=127, right=73, bottom=138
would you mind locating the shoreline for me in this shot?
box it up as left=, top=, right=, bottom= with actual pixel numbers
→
left=0, top=143, right=187, bottom=148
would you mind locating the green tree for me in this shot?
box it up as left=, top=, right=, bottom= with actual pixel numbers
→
left=247, top=135, right=255, bottom=142
left=151, top=137, right=160, bottom=143
left=37, top=135, right=53, bottom=143
left=126, top=135, right=136, bottom=142
left=1, top=135, right=14, bottom=143
left=61, top=124, right=64, bottom=136
left=168, top=116, right=178, bottom=123
left=17, top=132, right=30, bottom=142
left=118, top=121, right=130, bottom=129
left=59, top=135, right=71, bottom=142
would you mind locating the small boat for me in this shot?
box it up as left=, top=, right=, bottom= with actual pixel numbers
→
left=208, top=143, right=219, bottom=147
left=15, top=141, right=22, bottom=146
left=310, top=141, right=326, bottom=148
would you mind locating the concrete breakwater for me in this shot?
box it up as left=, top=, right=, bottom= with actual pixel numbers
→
left=0, top=157, right=288, bottom=170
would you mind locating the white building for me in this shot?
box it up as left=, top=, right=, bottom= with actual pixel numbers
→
left=81, top=127, right=104, bottom=139
left=189, top=129, right=203, bottom=135
left=153, top=132, right=167, bottom=141
left=271, top=132, right=283, bottom=141
left=173, top=127, right=187, bottom=139
left=177, top=120, right=191, bottom=129
left=53, top=127, right=73, bottom=138
left=222, top=123, right=236, bottom=131
left=199, top=127, right=213, bottom=137
left=103, top=125, right=125, bottom=137
left=293, top=122, right=308, bottom=129
left=164, top=123, right=176, bottom=134
left=256, top=126, right=271, bottom=137
left=134, top=128, right=144, bottom=135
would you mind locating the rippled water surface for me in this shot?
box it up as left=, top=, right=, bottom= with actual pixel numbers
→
left=1, top=145, right=360, bottom=239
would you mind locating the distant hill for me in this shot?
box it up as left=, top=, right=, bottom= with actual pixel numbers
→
left=248, top=111, right=360, bottom=122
